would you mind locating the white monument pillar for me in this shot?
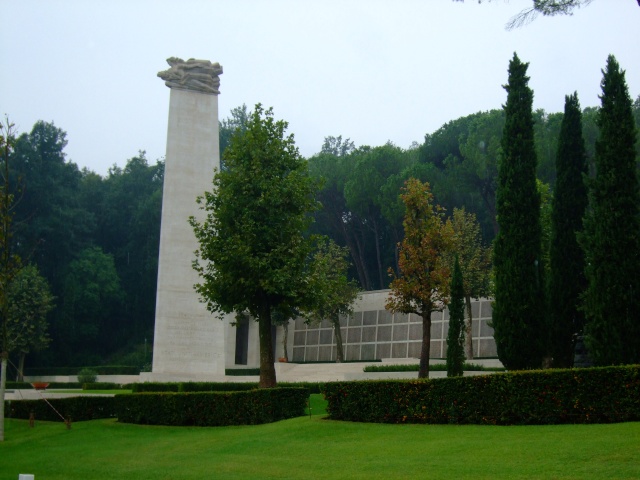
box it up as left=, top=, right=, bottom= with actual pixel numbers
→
left=150, top=57, right=226, bottom=379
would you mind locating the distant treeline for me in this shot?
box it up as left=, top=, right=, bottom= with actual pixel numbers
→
left=7, top=98, right=639, bottom=369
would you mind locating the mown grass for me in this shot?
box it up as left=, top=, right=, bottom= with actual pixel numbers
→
left=2, top=405, right=638, bottom=480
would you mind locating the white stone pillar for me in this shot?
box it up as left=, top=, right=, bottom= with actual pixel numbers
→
left=150, top=58, right=225, bottom=378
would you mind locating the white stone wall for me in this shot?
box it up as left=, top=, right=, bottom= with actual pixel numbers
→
left=290, top=290, right=496, bottom=362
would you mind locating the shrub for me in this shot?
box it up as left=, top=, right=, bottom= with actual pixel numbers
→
left=5, top=396, right=117, bottom=421
left=116, top=388, right=308, bottom=426
left=77, top=368, right=98, bottom=384
left=323, top=365, right=640, bottom=425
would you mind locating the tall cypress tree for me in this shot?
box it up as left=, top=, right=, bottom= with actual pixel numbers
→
left=548, top=93, right=588, bottom=368
left=447, top=255, right=465, bottom=377
left=581, top=55, right=640, bottom=365
left=493, top=53, right=545, bottom=370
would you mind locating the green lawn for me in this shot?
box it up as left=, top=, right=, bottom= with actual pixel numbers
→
left=1, top=402, right=639, bottom=480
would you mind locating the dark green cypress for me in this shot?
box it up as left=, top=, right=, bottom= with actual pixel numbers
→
left=493, top=53, right=545, bottom=370
left=548, top=93, right=588, bottom=368
left=581, top=55, right=640, bottom=365
left=447, top=255, right=465, bottom=377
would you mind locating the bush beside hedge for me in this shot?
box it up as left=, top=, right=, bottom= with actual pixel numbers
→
left=5, top=396, right=117, bottom=422
left=323, top=365, right=640, bottom=425
left=116, top=387, right=308, bottom=426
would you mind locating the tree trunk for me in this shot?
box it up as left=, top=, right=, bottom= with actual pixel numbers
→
left=258, top=307, right=277, bottom=388
left=333, top=318, right=344, bottom=363
left=16, top=352, right=26, bottom=382
left=0, top=354, right=7, bottom=441
left=341, top=218, right=370, bottom=291
left=464, top=295, right=474, bottom=360
left=371, top=218, right=385, bottom=289
left=352, top=222, right=372, bottom=291
left=282, top=321, right=289, bottom=362
left=419, top=312, right=432, bottom=378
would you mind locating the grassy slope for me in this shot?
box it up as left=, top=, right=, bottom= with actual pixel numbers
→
left=2, top=411, right=639, bottom=480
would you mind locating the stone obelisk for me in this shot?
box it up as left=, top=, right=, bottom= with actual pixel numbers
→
left=151, top=58, right=225, bottom=378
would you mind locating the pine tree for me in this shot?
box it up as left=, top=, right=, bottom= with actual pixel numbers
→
left=548, top=93, right=588, bottom=368
left=493, top=53, right=545, bottom=370
left=581, top=55, right=640, bottom=365
left=447, top=255, right=465, bottom=377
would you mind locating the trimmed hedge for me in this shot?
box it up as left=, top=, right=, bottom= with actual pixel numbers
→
left=116, top=388, right=308, bottom=426
left=5, top=396, right=117, bottom=422
left=83, top=382, right=123, bottom=390
left=132, top=381, right=324, bottom=395
left=323, top=365, right=640, bottom=425
left=363, top=363, right=505, bottom=373
left=226, top=368, right=260, bottom=376
left=180, top=382, right=257, bottom=392
left=131, top=382, right=180, bottom=393
left=5, top=381, right=83, bottom=389
left=282, top=382, right=324, bottom=395
left=25, top=365, right=140, bottom=376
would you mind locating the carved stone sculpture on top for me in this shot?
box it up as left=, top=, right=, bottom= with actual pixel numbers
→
left=158, top=57, right=223, bottom=94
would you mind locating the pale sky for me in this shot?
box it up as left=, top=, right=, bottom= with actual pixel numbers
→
left=1, top=0, right=638, bottom=176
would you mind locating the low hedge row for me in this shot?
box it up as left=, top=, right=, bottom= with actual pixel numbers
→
left=132, top=381, right=324, bottom=394
left=362, top=363, right=504, bottom=373
left=5, top=396, right=117, bottom=422
left=323, top=365, right=640, bottom=425
left=24, top=365, right=140, bottom=376
left=115, top=387, right=309, bottom=426
left=226, top=368, right=261, bottom=376
left=83, top=382, right=129, bottom=390
left=5, top=381, right=83, bottom=389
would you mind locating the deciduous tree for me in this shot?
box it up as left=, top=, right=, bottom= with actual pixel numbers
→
left=219, top=104, right=249, bottom=161
left=386, top=178, right=454, bottom=378
left=59, top=246, right=124, bottom=364
left=0, top=117, right=22, bottom=442
left=306, top=239, right=359, bottom=363
left=581, top=56, right=640, bottom=365
left=449, top=208, right=492, bottom=359
left=493, top=53, right=545, bottom=370
left=191, top=104, right=320, bottom=387
left=7, top=264, right=54, bottom=381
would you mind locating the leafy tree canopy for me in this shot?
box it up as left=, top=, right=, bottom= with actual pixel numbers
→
left=386, top=178, right=454, bottom=378
left=191, top=104, right=321, bottom=387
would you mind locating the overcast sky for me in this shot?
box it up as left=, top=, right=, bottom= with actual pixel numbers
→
left=1, top=0, right=637, bottom=176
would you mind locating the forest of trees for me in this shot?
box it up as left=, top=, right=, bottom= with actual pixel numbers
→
left=2, top=85, right=639, bottom=373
